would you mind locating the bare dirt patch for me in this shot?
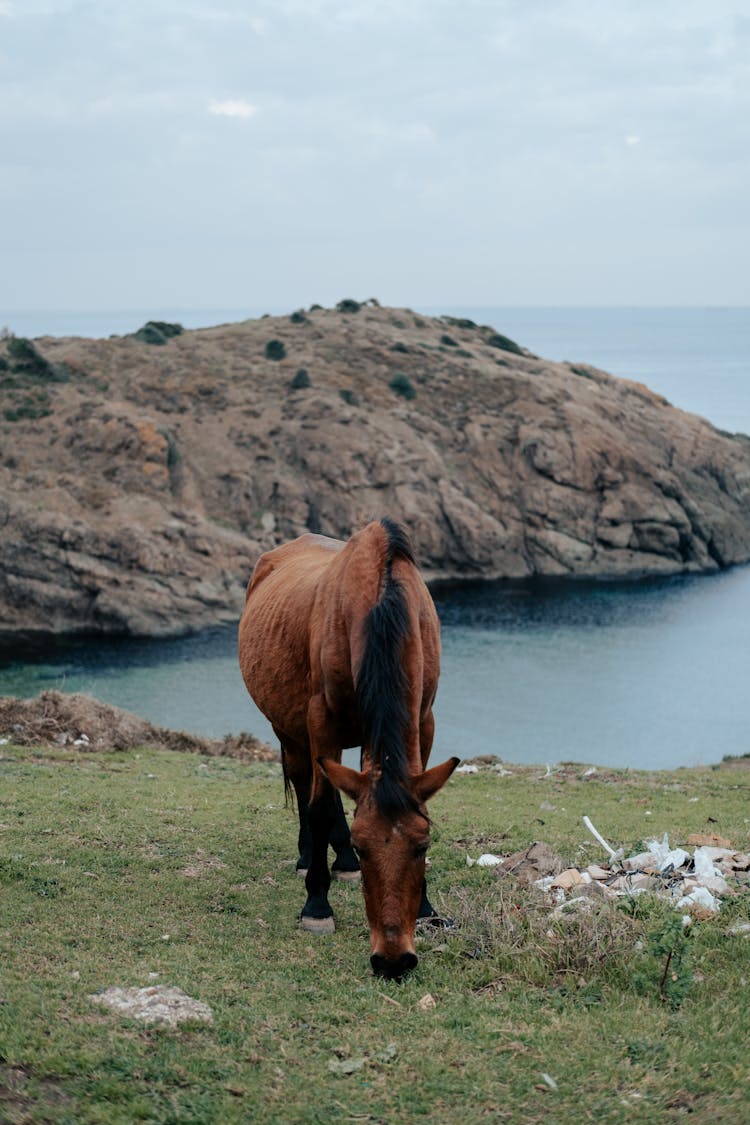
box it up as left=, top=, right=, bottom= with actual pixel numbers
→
left=0, top=690, right=277, bottom=763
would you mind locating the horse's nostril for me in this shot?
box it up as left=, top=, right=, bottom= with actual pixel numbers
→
left=370, top=952, right=419, bottom=980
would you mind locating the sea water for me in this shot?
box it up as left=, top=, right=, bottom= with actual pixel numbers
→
left=1, top=307, right=748, bottom=769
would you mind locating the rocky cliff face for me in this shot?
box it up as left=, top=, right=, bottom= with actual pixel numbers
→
left=2, top=304, right=749, bottom=646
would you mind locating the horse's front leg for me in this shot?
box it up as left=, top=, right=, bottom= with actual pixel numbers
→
left=417, top=707, right=442, bottom=923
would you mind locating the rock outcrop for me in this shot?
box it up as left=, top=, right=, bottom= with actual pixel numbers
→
left=1, top=305, right=749, bottom=646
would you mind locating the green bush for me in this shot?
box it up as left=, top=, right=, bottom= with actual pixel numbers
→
left=442, top=316, right=477, bottom=330
left=389, top=372, right=416, bottom=401
left=336, top=299, right=361, bottom=313
left=309, top=303, right=323, bottom=311
left=0, top=356, right=8, bottom=372
left=339, top=388, right=358, bottom=405
left=265, top=339, right=287, bottom=361
left=6, top=337, right=67, bottom=382
left=440, top=334, right=458, bottom=347
left=289, top=310, right=307, bottom=324
left=289, top=368, right=310, bottom=389
left=485, top=332, right=523, bottom=356
left=148, top=321, right=183, bottom=338
left=134, top=323, right=167, bottom=346
left=391, top=342, right=409, bottom=353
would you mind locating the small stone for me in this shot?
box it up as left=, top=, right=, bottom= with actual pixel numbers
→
left=89, top=986, right=213, bottom=1026
left=687, top=833, right=733, bottom=849
left=586, top=864, right=611, bottom=881
left=417, top=993, right=436, bottom=1010
left=551, top=868, right=586, bottom=890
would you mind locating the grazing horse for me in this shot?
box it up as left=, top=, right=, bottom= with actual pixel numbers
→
left=238, top=518, right=459, bottom=978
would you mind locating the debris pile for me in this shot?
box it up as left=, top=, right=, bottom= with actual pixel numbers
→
left=467, top=820, right=750, bottom=921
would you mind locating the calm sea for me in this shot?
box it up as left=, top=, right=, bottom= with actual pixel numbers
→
left=1, top=306, right=748, bottom=770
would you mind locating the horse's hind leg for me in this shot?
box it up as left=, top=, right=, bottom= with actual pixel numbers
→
left=276, top=730, right=312, bottom=875
left=299, top=695, right=342, bottom=934
left=330, top=792, right=360, bottom=881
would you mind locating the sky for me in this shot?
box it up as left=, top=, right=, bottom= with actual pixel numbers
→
left=1, top=0, right=749, bottom=311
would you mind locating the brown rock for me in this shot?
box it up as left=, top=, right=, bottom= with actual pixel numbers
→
left=497, top=841, right=565, bottom=886
left=686, top=833, right=733, bottom=849
left=551, top=868, right=587, bottom=890
left=3, top=306, right=750, bottom=644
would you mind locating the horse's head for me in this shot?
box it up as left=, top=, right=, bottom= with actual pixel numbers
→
left=319, top=756, right=459, bottom=979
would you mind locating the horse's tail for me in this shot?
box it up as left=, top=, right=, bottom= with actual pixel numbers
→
left=355, top=518, right=419, bottom=817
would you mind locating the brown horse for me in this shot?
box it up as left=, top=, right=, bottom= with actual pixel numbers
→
left=238, top=518, right=458, bottom=978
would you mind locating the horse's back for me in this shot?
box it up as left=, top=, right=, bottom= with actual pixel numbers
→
left=239, top=533, right=344, bottom=743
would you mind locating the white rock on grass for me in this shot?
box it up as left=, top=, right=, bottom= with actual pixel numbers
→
left=89, top=986, right=213, bottom=1027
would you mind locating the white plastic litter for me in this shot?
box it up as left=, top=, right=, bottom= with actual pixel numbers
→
left=693, top=847, right=721, bottom=880
left=476, top=853, right=502, bottom=867
left=676, top=886, right=719, bottom=913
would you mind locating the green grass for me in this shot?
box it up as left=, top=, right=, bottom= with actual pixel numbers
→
left=1, top=746, right=749, bottom=1123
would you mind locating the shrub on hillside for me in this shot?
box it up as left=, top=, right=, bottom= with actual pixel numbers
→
left=485, top=332, right=523, bottom=356
left=7, top=337, right=68, bottom=382
left=336, top=298, right=361, bottom=313
left=290, top=368, right=311, bottom=389
left=440, top=334, right=458, bottom=347
left=289, top=310, right=307, bottom=324
left=133, top=320, right=183, bottom=345
left=389, top=372, right=416, bottom=401
left=265, top=339, right=287, bottom=361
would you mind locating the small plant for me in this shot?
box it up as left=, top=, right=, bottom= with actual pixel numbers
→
left=633, top=913, right=693, bottom=1010
left=265, top=339, right=287, bottom=361
left=391, top=342, right=409, bottom=353
left=308, top=303, right=323, bottom=311
left=442, top=316, right=477, bottom=330
left=0, top=356, right=8, bottom=371
left=289, top=310, right=307, bottom=324
left=440, top=334, right=458, bottom=347
left=339, top=388, right=358, bottom=406
left=485, top=332, right=523, bottom=356
left=290, top=368, right=311, bottom=390
left=389, top=373, right=416, bottom=401
left=336, top=299, right=361, bottom=313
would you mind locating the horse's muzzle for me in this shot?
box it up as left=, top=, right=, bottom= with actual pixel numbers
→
left=370, top=952, right=418, bottom=980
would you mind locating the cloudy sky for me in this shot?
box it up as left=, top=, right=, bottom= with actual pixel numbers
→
left=1, top=0, right=748, bottom=311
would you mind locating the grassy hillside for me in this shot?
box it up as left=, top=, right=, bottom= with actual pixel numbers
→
left=1, top=745, right=749, bottom=1123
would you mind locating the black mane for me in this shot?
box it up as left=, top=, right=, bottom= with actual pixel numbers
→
left=355, top=519, right=420, bottom=819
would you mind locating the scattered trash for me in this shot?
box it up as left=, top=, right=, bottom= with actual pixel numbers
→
left=487, top=820, right=750, bottom=921
left=582, top=815, right=623, bottom=864
left=540, top=1073, right=558, bottom=1090
left=89, top=986, right=213, bottom=1026
left=417, top=992, right=437, bottom=1010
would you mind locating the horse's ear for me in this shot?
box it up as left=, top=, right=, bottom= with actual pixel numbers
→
left=414, top=757, right=460, bottom=803
left=318, top=758, right=366, bottom=803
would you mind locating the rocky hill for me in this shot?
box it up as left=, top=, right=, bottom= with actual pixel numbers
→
left=2, top=302, right=750, bottom=647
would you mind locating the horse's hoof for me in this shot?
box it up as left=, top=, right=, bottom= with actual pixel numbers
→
left=333, top=868, right=361, bottom=883
left=300, top=915, right=336, bottom=935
